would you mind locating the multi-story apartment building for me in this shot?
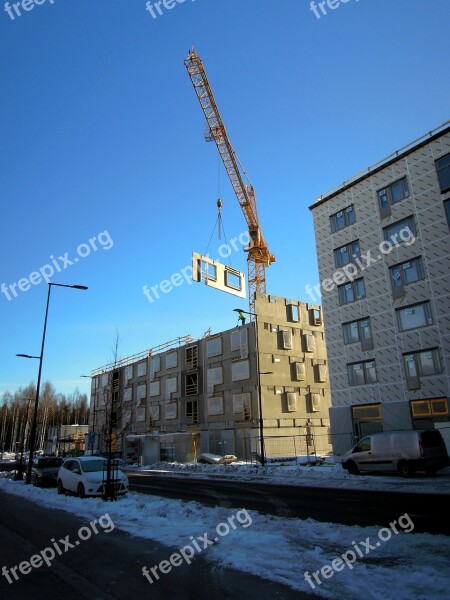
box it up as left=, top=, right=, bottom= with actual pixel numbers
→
left=89, top=294, right=332, bottom=462
left=310, top=121, right=450, bottom=455
left=44, top=424, right=89, bottom=456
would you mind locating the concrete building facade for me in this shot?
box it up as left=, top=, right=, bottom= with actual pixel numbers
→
left=89, top=294, right=332, bottom=462
left=310, top=121, right=450, bottom=455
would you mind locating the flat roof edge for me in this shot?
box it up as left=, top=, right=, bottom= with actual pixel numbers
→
left=309, top=120, right=450, bottom=211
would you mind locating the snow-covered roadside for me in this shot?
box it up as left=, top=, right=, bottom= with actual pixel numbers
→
left=128, top=461, right=450, bottom=495
left=0, top=475, right=449, bottom=599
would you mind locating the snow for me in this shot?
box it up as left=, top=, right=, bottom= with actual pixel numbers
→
left=128, top=460, right=450, bottom=495
left=0, top=473, right=449, bottom=599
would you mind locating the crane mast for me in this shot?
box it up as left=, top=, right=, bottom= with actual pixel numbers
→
left=184, top=48, right=275, bottom=313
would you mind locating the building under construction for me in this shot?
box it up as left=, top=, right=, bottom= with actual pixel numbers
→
left=89, top=294, right=332, bottom=463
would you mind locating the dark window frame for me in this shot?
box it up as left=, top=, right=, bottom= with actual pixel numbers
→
left=330, top=205, right=356, bottom=233
left=435, top=153, right=450, bottom=194
left=338, top=277, right=366, bottom=305
left=396, top=301, right=433, bottom=332
left=378, top=177, right=409, bottom=217
left=334, top=240, right=361, bottom=268
left=347, top=360, right=378, bottom=386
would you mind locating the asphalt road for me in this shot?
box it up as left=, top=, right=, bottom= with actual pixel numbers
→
left=0, top=491, right=314, bottom=600
left=128, top=472, right=450, bottom=535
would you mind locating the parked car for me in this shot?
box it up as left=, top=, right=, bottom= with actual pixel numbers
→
left=57, top=456, right=129, bottom=497
left=341, top=429, right=450, bottom=477
left=31, top=456, right=63, bottom=487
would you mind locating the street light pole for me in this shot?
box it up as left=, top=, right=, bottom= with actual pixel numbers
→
left=234, top=307, right=266, bottom=466
left=17, top=282, right=88, bottom=484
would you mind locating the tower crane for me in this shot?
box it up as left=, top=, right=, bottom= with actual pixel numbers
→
left=184, top=48, right=275, bottom=314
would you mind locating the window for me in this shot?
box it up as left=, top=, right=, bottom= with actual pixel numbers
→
left=207, top=396, right=224, bottom=416
left=304, top=333, right=315, bottom=353
left=334, top=240, right=360, bottom=268
left=232, top=393, right=251, bottom=418
left=445, top=199, right=450, bottom=230
left=289, top=304, right=300, bottom=322
left=338, top=278, right=366, bottom=305
left=123, top=387, right=132, bottom=402
left=231, top=360, right=250, bottom=381
left=310, top=393, right=321, bottom=412
left=342, top=318, right=373, bottom=350
left=137, top=361, right=147, bottom=377
left=206, top=337, right=222, bottom=357
left=166, top=377, right=177, bottom=398
left=124, top=366, right=133, bottom=382
left=150, top=356, right=160, bottom=380
left=225, top=270, right=242, bottom=291
left=330, top=205, right=356, bottom=232
left=404, top=349, right=442, bottom=378
left=317, top=364, right=328, bottom=382
left=166, top=352, right=178, bottom=369
left=354, top=437, right=371, bottom=452
left=294, top=362, right=306, bottom=381
left=101, top=373, right=108, bottom=388
left=185, top=371, right=198, bottom=396
left=287, top=392, right=297, bottom=412
left=186, top=400, right=198, bottom=423
left=92, top=377, right=99, bottom=390
left=165, top=403, right=177, bottom=419
left=149, top=381, right=160, bottom=397
left=352, top=404, right=381, bottom=421
left=378, top=177, right=409, bottom=217
left=136, top=407, right=146, bottom=422
left=281, top=330, right=293, bottom=350
left=185, top=346, right=198, bottom=366
left=389, top=257, right=425, bottom=297
left=150, top=406, right=160, bottom=421
left=230, top=328, right=248, bottom=353
left=207, top=367, right=223, bottom=396
left=347, top=361, right=377, bottom=386
left=396, top=302, right=433, bottom=332
left=435, top=153, right=450, bottom=194
left=411, top=398, right=449, bottom=419
left=383, top=216, right=416, bottom=245
left=137, top=384, right=146, bottom=404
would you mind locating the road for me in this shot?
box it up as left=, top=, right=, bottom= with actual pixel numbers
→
left=0, top=491, right=313, bottom=600
left=128, top=472, right=450, bottom=535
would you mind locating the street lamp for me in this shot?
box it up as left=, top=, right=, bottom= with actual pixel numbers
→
left=233, top=307, right=270, bottom=466
left=17, top=282, right=88, bottom=484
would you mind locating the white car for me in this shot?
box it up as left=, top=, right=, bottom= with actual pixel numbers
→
left=57, top=456, right=129, bottom=497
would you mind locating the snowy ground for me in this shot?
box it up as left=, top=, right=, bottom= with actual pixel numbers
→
left=0, top=474, right=449, bottom=599
left=128, top=460, right=450, bottom=495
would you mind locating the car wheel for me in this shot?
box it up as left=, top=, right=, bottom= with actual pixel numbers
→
left=77, top=483, right=86, bottom=499
left=346, top=461, right=359, bottom=475
left=34, top=475, right=40, bottom=487
left=398, top=461, right=415, bottom=477
left=57, top=480, right=65, bottom=495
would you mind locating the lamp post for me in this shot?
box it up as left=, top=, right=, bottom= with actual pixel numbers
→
left=233, top=307, right=272, bottom=467
left=17, top=282, right=88, bottom=484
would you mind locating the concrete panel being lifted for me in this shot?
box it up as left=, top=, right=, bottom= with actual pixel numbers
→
left=192, top=252, right=246, bottom=299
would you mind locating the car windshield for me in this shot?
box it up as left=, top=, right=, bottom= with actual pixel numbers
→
left=81, top=459, right=107, bottom=473
left=37, top=458, right=63, bottom=468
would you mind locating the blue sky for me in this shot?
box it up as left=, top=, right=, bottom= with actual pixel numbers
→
left=1, top=0, right=449, bottom=397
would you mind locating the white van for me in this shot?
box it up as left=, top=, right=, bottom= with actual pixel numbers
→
left=341, top=429, right=449, bottom=477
